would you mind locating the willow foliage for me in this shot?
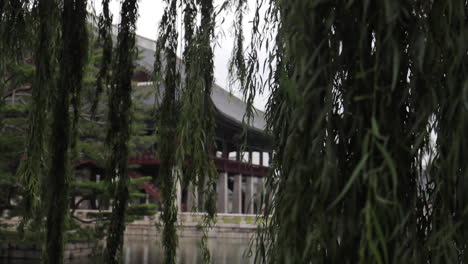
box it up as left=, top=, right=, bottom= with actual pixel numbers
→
left=245, top=0, right=468, bottom=263
left=91, top=0, right=112, bottom=117
left=155, top=0, right=220, bottom=262
left=43, top=0, right=88, bottom=262
left=0, top=0, right=31, bottom=101
left=17, top=0, right=58, bottom=229
left=228, top=0, right=250, bottom=117
left=103, top=0, right=138, bottom=262
left=0, top=0, right=31, bottom=62
left=177, top=0, right=218, bottom=261
left=0, top=0, right=35, bottom=233
left=154, top=1, right=180, bottom=263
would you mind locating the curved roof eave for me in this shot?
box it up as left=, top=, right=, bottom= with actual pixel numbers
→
left=133, top=33, right=268, bottom=133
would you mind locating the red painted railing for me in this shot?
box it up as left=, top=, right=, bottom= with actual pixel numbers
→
left=78, top=153, right=269, bottom=178
left=128, top=153, right=269, bottom=177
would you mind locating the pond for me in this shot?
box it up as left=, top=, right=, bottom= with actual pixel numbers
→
left=0, top=236, right=254, bottom=264
left=121, top=236, right=254, bottom=264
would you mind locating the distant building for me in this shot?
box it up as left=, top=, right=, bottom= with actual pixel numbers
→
left=78, top=33, right=273, bottom=215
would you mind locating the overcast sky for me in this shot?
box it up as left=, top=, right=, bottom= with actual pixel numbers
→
left=91, top=0, right=269, bottom=111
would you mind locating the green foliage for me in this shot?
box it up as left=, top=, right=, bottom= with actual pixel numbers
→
left=16, top=0, right=59, bottom=234
left=0, top=8, right=155, bottom=246
left=91, top=0, right=112, bottom=117
left=155, top=1, right=180, bottom=263
left=0, top=229, right=44, bottom=242
left=9, top=0, right=468, bottom=263
left=127, top=203, right=157, bottom=216
left=1, top=1, right=157, bottom=263
left=103, top=0, right=138, bottom=262
left=246, top=1, right=468, bottom=263
left=43, top=0, right=88, bottom=261
left=71, top=177, right=157, bottom=228
left=0, top=18, right=34, bottom=219
left=0, top=227, right=101, bottom=243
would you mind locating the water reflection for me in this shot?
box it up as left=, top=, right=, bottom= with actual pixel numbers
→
left=0, top=236, right=254, bottom=264
left=123, top=236, right=253, bottom=264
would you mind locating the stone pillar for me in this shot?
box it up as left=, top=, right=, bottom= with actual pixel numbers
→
left=143, top=246, right=149, bottom=264
left=197, top=176, right=208, bottom=211
left=232, top=174, right=242, bottom=214
left=176, top=179, right=182, bottom=212
left=125, top=246, right=130, bottom=264
left=217, top=172, right=228, bottom=213
left=186, top=183, right=198, bottom=212
left=144, top=193, right=150, bottom=221
left=244, top=176, right=255, bottom=214
left=95, top=174, right=101, bottom=208
left=256, top=177, right=266, bottom=214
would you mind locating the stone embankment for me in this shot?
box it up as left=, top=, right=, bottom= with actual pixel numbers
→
left=0, top=241, right=102, bottom=260
left=0, top=211, right=262, bottom=261
left=75, top=210, right=260, bottom=239
left=126, top=212, right=258, bottom=239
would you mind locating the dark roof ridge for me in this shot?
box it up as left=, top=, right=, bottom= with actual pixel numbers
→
left=133, top=32, right=267, bottom=131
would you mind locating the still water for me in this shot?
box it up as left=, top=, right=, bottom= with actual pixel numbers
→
left=122, top=236, right=254, bottom=264
left=1, top=236, right=254, bottom=264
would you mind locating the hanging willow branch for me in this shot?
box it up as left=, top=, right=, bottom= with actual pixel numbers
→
left=182, top=0, right=196, bottom=67
left=0, top=0, right=30, bottom=60
left=103, top=0, right=138, bottom=262
left=193, top=1, right=218, bottom=262
left=247, top=0, right=468, bottom=263
left=43, top=0, right=88, bottom=262
left=228, top=0, right=246, bottom=91
left=17, top=0, right=58, bottom=230
left=251, top=2, right=292, bottom=262
left=91, top=0, right=112, bottom=117
left=0, top=0, right=31, bottom=124
left=176, top=0, right=217, bottom=262
left=154, top=0, right=180, bottom=263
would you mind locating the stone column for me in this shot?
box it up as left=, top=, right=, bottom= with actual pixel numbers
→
left=232, top=174, right=242, bottom=214
left=256, top=177, right=266, bottom=214
left=197, top=176, right=209, bottom=211
left=217, top=172, right=228, bottom=213
left=244, top=176, right=255, bottom=214
left=176, top=179, right=182, bottom=212
left=171, top=168, right=183, bottom=212
left=143, top=246, right=149, bottom=264
left=125, top=246, right=131, bottom=264
left=186, top=183, right=198, bottom=212
left=95, top=174, right=101, bottom=208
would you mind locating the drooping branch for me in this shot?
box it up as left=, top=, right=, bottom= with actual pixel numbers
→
left=91, top=0, right=113, bottom=117
left=228, top=0, right=246, bottom=91
left=17, top=0, right=58, bottom=228
left=103, top=0, right=138, bottom=262
left=0, top=0, right=31, bottom=120
left=155, top=1, right=179, bottom=263
left=251, top=0, right=468, bottom=263
left=191, top=0, right=217, bottom=261
left=42, top=0, right=88, bottom=261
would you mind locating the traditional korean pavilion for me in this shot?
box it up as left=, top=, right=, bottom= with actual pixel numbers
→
left=75, top=33, right=273, bottom=215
